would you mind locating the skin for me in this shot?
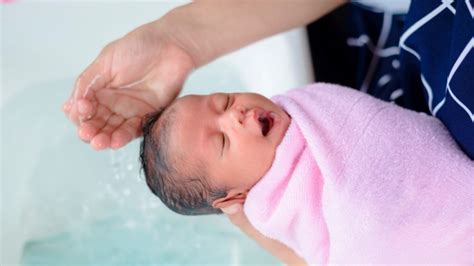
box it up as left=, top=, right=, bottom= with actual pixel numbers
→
left=163, top=92, right=291, bottom=210
left=63, top=0, right=345, bottom=151
left=63, top=2, right=345, bottom=264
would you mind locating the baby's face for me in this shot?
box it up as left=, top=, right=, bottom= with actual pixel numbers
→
left=165, top=92, right=290, bottom=201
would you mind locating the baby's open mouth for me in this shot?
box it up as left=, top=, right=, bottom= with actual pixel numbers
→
left=258, top=112, right=274, bottom=137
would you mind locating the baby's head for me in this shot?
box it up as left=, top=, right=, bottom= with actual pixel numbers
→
left=140, top=92, right=290, bottom=215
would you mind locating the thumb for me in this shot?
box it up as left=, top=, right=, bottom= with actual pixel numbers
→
left=66, top=58, right=108, bottom=124
left=73, top=60, right=108, bottom=102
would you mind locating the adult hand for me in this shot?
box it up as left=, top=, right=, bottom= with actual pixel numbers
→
left=63, top=22, right=195, bottom=150
left=62, top=0, right=345, bottom=151
left=221, top=204, right=307, bottom=266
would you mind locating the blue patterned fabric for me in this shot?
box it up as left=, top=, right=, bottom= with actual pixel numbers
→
left=307, top=1, right=474, bottom=158
left=400, top=0, right=474, bottom=158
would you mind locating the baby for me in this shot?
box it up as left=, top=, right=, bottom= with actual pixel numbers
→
left=139, top=83, right=473, bottom=264
left=140, top=90, right=291, bottom=215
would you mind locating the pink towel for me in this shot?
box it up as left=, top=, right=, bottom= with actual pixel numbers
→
left=243, top=83, right=473, bottom=265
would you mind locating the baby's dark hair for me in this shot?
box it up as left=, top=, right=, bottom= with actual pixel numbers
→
left=139, top=107, right=227, bottom=215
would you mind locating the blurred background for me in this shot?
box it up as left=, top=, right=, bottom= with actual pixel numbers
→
left=1, top=1, right=314, bottom=265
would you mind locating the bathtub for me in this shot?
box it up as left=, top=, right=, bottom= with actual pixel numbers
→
left=1, top=2, right=313, bottom=265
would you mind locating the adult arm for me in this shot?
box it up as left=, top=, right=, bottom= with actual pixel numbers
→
left=162, top=0, right=347, bottom=67
left=222, top=204, right=307, bottom=266
left=63, top=0, right=346, bottom=150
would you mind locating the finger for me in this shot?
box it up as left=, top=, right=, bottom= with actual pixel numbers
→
left=90, top=133, right=110, bottom=151
left=72, top=73, right=102, bottom=123
left=67, top=90, right=100, bottom=126
left=62, top=98, right=73, bottom=113
left=67, top=95, right=97, bottom=126
left=77, top=98, right=98, bottom=122
left=90, top=114, right=124, bottom=150
left=78, top=105, right=112, bottom=141
left=65, top=56, right=107, bottom=124
left=96, top=89, right=155, bottom=118
left=110, top=117, right=142, bottom=149
left=65, top=48, right=112, bottom=109
left=73, top=54, right=110, bottom=98
left=67, top=101, right=82, bottom=126
left=75, top=73, right=105, bottom=101
left=78, top=123, right=99, bottom=142
left=110, top=129, right=132, bottom=150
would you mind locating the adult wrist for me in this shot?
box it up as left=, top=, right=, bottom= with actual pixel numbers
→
left=154, top=5, right=211, bottom=68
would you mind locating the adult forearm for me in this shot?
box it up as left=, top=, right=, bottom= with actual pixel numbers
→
left=240, top=222, right=307, bottom=265
left=157, top=0, right=346, bottom=67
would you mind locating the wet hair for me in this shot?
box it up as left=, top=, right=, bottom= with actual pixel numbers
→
left=139, top=107, right=227, bottom=215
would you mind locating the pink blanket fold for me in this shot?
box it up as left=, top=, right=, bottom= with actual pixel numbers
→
left=243, top=83, right=473, bottom=265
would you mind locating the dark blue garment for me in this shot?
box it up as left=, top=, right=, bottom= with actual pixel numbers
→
left=307, top=1, right=474, bottom=159
left=400, top=0, right=474, bottom=158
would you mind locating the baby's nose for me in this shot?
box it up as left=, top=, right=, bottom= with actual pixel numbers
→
left=230, top=105, right=246, bottom=124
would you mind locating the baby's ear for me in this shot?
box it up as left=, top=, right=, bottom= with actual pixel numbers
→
left=212, top=190, right=247, bottom=210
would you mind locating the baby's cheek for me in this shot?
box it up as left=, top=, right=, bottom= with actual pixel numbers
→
left=257, top=142, right=276, bottom=169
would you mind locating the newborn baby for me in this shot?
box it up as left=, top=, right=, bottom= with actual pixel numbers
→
left=140, top=83, right=473, bottom=264
left=140, top=90, right=291, bottom=215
